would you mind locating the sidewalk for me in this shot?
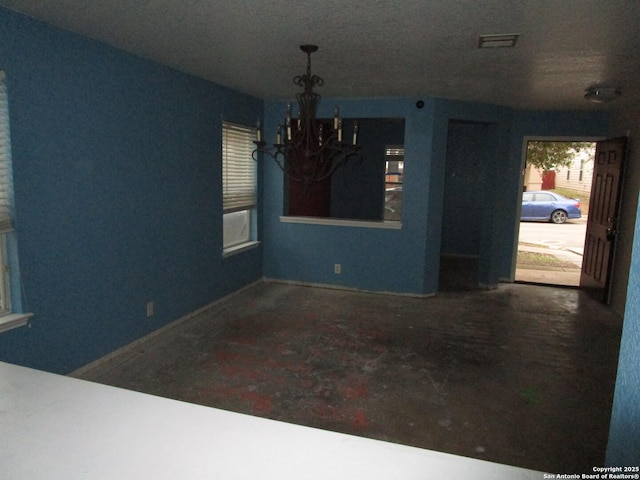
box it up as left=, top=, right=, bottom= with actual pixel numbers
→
left=515, top=244, right=582, bottom=286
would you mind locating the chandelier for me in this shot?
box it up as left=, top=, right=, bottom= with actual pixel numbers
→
left=253, top=45, right=361, bottom=188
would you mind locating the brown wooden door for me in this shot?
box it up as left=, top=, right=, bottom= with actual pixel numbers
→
left=580, top=137, right=627, bottom=303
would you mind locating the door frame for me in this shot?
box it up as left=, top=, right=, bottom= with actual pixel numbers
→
left=509, top=135, right=604, bottom=283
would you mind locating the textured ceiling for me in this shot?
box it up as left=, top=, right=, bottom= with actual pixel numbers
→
left=0, top=0, right=638, bottom=110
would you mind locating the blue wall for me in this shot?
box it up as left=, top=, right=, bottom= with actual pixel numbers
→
left=0, top=8, right=263, bottom=373
left=262, top=98, right=434, bottom=294
left=263, top=97, right=610, bottom=294
left=606, top=191, right=640, bottom=464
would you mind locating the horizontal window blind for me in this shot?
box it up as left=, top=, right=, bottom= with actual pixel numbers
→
left=0, top=72, right=14, bottom=235
left=222, top=122, right=256, bottom=213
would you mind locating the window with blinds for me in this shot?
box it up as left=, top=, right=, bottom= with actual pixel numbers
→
left=222, top=121, right=256, bottom=250
left=222, top=122, right=256, bottom=214
left=0, top=72, right=14, bottom=236
left=0, top=71, right=13, bottom=314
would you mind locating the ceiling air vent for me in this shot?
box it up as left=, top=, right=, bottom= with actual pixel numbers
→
left=478, top=34, right=519, bottom=49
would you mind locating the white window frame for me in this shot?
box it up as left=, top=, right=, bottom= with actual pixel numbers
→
left=0, top=71, right=32, bottom=333
left=222, top=121, right=258, bottom=256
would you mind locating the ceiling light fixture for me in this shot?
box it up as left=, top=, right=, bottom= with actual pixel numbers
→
left=584, top=86, right=621, bottom=103
left=478, top=34, right=519, bottom=49
left=253, top=45, right=361, bottom=189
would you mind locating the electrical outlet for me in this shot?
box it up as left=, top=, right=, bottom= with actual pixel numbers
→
left=146, top=301, right=155, bottom=317
left=334, top=263, right=341, bottom=274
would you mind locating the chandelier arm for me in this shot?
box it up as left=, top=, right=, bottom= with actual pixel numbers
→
left=313, top=133, right=360, bottom=160
left=312, top=149, right=362, bottom=183
left=255, top=144, right=328, bottom=184
left=254, top=145, right=287, bottom=174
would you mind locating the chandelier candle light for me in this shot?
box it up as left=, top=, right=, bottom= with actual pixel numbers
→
left=253, top=45, right=361, bottom=188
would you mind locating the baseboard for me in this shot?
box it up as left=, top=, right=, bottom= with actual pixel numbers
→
left=440, top=253, right=480, bottom=259
left=263, top=277, right=435, bottom=299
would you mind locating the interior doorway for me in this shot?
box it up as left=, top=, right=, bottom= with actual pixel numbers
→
left=439, top=120, right=489, bottom=292
left=515, top=140, right=596, bottom=287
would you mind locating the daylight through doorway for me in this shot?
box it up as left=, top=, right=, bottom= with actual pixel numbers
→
left=516, top=141, right=595, bottom=286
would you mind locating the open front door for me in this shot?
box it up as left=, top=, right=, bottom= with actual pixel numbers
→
left=580, top=137, right=627, bottom=303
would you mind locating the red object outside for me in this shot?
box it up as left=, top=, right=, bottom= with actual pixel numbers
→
left=542, top=170, right=556, bottom=190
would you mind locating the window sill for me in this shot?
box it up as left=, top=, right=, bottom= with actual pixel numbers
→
left=0, top=313, right=33, bottom=334
left=280, top=216, right=402, bottom=230
left=223, top=241, right=261, bottom=258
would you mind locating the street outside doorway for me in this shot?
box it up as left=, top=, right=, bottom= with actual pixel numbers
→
left=516, top=217, right=586, bottom=286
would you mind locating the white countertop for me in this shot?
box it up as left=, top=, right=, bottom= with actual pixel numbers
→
left=0, top=361, right=542, bottom=479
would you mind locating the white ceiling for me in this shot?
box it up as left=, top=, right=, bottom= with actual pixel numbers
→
left=1, top=0, right=638, bottom=111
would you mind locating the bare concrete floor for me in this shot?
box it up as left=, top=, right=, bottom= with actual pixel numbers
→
left=76, top=281, right=622, bottom=473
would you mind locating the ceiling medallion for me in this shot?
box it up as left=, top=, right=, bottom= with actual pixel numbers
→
left=584, top=86, right=621, bottom=103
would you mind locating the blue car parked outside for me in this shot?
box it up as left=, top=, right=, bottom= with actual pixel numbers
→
left=521, top=190, right=582, bottom=224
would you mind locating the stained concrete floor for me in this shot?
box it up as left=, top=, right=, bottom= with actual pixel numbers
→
left=76, top=280, right=622, bottom=473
